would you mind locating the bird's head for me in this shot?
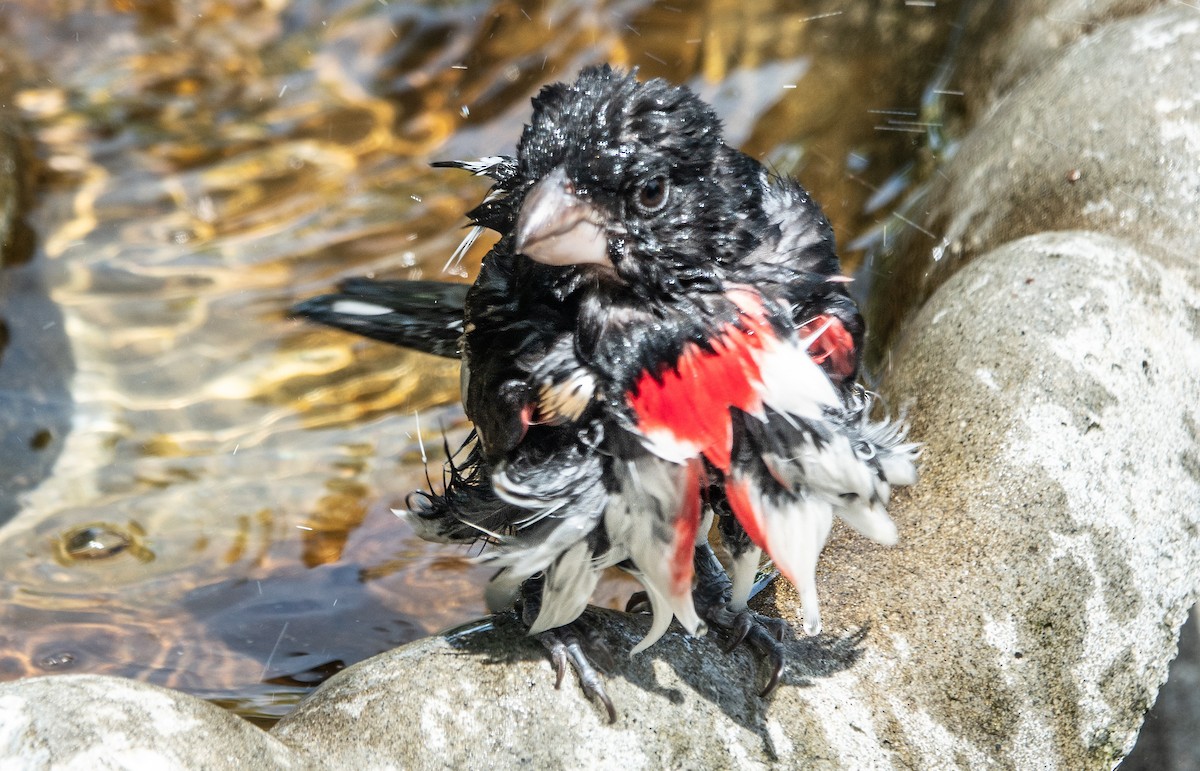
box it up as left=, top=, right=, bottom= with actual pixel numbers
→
left=512, top=66, right=767, bottom=299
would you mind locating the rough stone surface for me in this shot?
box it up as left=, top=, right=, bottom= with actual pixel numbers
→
left=867, top=4, right=1200, bottom=360
left=263, top=232, right=1199, bottom=769
left=965, top=0, right=1168, bottom=113
left=1123, top=607, right=1200, bottom=770
left=3, top=3, right=1199, bottom=769
left=0, top=675, right=305, bottom=770
left=869, top=232, right=1199, bottom=767
left=272, top=610, right=874, bottom=768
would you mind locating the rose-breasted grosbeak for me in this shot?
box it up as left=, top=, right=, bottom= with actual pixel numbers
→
left=296, top=66, right=918, bottom=720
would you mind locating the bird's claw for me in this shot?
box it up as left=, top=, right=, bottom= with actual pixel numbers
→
left=706, top=605, right=790, bottom=697
left=535, top=626, right=617, bottom=722
left=548, top=639, right=569, bottom=689
left=722, top=611, right=753, bottom=653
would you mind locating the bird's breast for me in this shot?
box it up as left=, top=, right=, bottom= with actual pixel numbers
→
left=626, top=301, right=775, bottom=469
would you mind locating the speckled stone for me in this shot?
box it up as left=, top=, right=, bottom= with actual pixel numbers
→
left=0, top=674, right=306, bottom=770
left=272, top=609, right=866, bottom=769
left=1123, top=606, right=1200, bottom=770
left=867, top=3, right=1200, bottom=363
left=965, top=0, right=1168, bottom=112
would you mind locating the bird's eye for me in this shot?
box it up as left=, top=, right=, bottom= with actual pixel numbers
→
left=634, top=176, right=669, bottom=213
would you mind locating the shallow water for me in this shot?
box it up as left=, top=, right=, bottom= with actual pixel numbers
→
left=0, top=0, right=986, bottom=723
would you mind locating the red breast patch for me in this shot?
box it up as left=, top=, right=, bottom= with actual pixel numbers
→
left=628, top=307, right=773, bottom=471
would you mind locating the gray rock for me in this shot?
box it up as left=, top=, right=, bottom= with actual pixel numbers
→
left=965, top=0, right=1167, bottom=112
left=875, top=232, right=1199, bottom=767
left=4, top=231, right=1194, bottom=769
left=1123, top=607, right=1200, bottom=770
left=867, top=4, right=1200, bottom=361
left=264, top=231, right=1199, bottom=769
left=0, top=674, right=305, bottom=769
left=272, top=610, right=868, bottom=769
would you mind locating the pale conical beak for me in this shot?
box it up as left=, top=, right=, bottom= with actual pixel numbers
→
left=514, top=166, right=611, bottom=267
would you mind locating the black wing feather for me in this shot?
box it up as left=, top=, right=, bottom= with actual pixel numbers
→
left=292, top=278, right=467, bottom=358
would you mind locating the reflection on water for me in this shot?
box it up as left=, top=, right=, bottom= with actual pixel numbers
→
left=57, top=522, right=151, bottom=563
left=0, top=0, right=986, bottom=723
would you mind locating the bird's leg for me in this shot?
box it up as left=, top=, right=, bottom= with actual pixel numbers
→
left=626, top=499, right=792, bottom=695
left=691, top=540, right=789, bottom=696
left=517, top=576, right=617, bottom=722
left=622, top=540, right=789, bottom=696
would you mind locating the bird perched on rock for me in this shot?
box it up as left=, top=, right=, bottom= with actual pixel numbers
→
left=295, top=65, right=918, bottom=720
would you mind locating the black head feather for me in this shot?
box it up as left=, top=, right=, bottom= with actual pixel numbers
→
left=509, top=66, right=769, bottom=299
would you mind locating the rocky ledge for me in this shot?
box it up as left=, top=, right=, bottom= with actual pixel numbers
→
left=3, top=2, right=1199, bottom=769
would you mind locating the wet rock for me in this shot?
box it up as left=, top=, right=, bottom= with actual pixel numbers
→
left=866, top=3, right=1200, bottom=364
left=0, top=674, right=305, bottom=769
left=265, top=231, right=1199, bottom=768
left=864, top=232, right=1198, bottom=766
left=4, top=231, right=1195, bottom=768
left=271, top=609, right=871, bottom=767
left=965, top=0, right=1167, bottom=112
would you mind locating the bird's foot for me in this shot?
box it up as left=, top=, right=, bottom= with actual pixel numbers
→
left=700, top=602, right=789, bottom=697
left=627, top=541, right=793, bottom=696
left=518, top=577, right=617, bottom=721
left=628, top=587, right=790, bottom=696
left=534, top=621, right=616, bottom=722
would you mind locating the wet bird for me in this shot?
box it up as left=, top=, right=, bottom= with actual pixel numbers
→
left=295, top=66, right=918, bottom=720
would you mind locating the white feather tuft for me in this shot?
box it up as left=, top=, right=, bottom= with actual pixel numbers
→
left=528, top=541, right=600, bottom=634
left=753, top=335, right=839, bottom=421
left=730, top=474, right=833, bottom=636
left=459, top=156, right=508, bottom=175
left=836, top=500, right=899, bottom=546
left=727, top=546, right=762, bottom=612
left=605, top=456, right=706, bottom=641
left=626, top=569, right=676, bottom=655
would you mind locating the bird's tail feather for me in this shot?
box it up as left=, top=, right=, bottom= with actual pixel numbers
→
left=292, top=278, right=467, bottom=358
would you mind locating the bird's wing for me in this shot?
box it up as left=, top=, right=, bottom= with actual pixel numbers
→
left=291, top=278, right=467, bottom=358
left=740, top=173, right=864, bottom=383
left=460, top=253, right=590, bottom=462
left=482, top=428, right=610, bottom=630
left=753, top=172, right=842, bottom=277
